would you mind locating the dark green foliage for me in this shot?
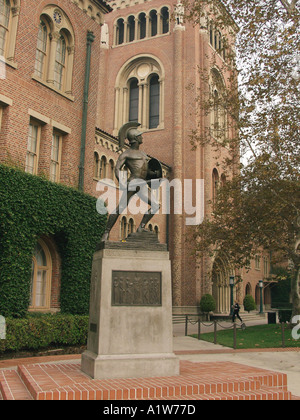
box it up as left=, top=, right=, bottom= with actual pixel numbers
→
left=243, top=295, right=257, bottom=313
left=199, top=294, right=216, bottom=313
left=0, top=314, right=89, bottom=353
left=0, top=165, right=106, bottom=317
left=278, top=310, right=292, bottom=323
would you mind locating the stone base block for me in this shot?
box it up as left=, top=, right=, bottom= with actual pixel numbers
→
left=81, top=350, right=180, bottom=380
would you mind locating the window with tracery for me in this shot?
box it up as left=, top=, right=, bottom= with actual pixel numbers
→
left=33, top=7, right=75, bottom=96
left=114, top=56, right=164, bottom=133
left=29, top=240, right=52, bottom=310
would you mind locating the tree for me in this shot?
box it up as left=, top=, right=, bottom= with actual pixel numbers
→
left=183, top=0, right=300, bottom=316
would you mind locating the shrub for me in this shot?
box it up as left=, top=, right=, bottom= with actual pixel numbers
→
left=243, top=295, right=256, bottom=313
left=200, top=294, right=216, bottom=319
left=0, top=314, right=89, bottom=354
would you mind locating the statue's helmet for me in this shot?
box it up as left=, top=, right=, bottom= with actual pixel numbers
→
left=118, top=122, right=142, bottom=150
left=127, top=128, right=143, bottom=142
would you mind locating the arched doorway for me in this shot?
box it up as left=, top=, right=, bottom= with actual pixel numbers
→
left=212, top=254, right=233, bottom=313
left=245, top=282, right=252, bottom=296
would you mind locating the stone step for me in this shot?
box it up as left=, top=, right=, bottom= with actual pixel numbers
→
left=0, top=360, right=291, bottom=401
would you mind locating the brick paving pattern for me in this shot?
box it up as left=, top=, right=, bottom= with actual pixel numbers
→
left=0, top=360, right=292, bottom=400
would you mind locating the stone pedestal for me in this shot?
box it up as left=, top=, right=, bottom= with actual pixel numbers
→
left=81, top=232, right=179, bottom=380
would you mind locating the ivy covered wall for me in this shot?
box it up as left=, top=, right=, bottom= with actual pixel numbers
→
left=0, top=165, right=106, bottom=318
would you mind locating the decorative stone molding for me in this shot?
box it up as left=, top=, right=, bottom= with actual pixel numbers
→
left=108, top=0, right=153, bottom=10
left=70, top=0, right=111, bottom=25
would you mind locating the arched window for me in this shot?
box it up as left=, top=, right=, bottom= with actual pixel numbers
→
left=121, top=216, right=127, bottom=240
left=210, top=69, right=227, bottom=141
left=116, top=18, right=124, bottom=45
left=54, top=33, right=67, bottom=91
left=114, top=56, right=164, bottom=133
left=245, top=283, right=252, bottom=296
left=34, top=7, right=75, bottom=96
left=100, top=155, right=107, bottom=179
left=34, top=19, right=48, bottom=79
left=30, top=240, right=52, bottom=310
left=0, top=0, right=10, bottom=56
left=108, top=159, right=115, bottom=180
left=149, top=75, right=160, bottom=129
left=150, top=10, right=157, bottom=37
left=212, top=168, right=219, bottom=205
left=128, top=218, right=134, bottom=235
left=161, top=7, right=169, bottom=34
left=94, top=152, right=100, bottom=178
left=129, top=78, right=139, bottom=123
left=139, top=13, right=146, bottom=40
left=128, top=15, right=135, bottom=42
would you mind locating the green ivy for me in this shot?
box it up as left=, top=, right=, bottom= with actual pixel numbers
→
left=0, top=165, right=106, bottom=318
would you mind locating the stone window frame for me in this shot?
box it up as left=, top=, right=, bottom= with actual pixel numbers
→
left=29, top=238, right=52, bottom=312
left=32, top=5, right=75, bottom=100
left=113, top=54, right=165, bottom=135
left=0, top=0, right=20, bottom=67
left=50, top=130, right=63, bottom=183
left=25, top=118, right=43, bottom=175
left=209, top=67, right=228, bottom=142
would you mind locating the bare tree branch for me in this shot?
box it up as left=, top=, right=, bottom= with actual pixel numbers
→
left=279, top=0, right=299, bottom=15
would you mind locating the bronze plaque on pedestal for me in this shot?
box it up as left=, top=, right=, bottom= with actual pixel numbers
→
left=112, top=271, right=162, bottom=306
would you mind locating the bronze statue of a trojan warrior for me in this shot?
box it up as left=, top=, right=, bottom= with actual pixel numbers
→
left=101, top=122, right=162, bottom=241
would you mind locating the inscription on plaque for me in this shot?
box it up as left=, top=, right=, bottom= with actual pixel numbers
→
left=112, top=271, right=162, bottom=306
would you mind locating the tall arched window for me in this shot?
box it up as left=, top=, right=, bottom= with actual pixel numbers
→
left=129, top=78, right=139, bottom=123
left=128, top=15, right=135, bottom=42
left=114, top=56, right=164, bottom=133
left=116, top=18, right=124, bottom=45
left=108, top=159, right=115, bottom=180
left=0, top=0, right=10, bottom=56
left=212, top=168, right=219, bottom=205
left=34, top=20, right=48, bottom=79
left=30, top=240, right=52, bottom=310
left=210, top=69, right=227, bottom=141
left=139, top=13, right=146, bottom=40
left=54, top=33, right=67, bottom=91
left=161, top=7, right=169, bottom=34
left=34, top=7, right=75, bottom=96
left=121, top=216, right=127, bottom=240
left=150, top=10, right=157, bottom=37
left=100, top=155, right=107, bottom=179
left=94, top=152, right=100, bottom=178
left=149, top=75, right=160, bottom=129
left=128, top=218, right=134, bottom=235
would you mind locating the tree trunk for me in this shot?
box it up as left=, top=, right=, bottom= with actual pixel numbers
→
left=291, top=265, right=300, bottom=318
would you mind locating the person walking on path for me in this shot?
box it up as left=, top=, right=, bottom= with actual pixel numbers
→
left=232, top=301, right=243, bottom=323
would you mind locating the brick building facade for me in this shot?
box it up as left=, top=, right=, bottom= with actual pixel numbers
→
left=0, top=0, right=272, bottom=315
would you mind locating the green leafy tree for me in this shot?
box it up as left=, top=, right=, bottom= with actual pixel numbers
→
left=183, top=0, right=300, bottom=316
